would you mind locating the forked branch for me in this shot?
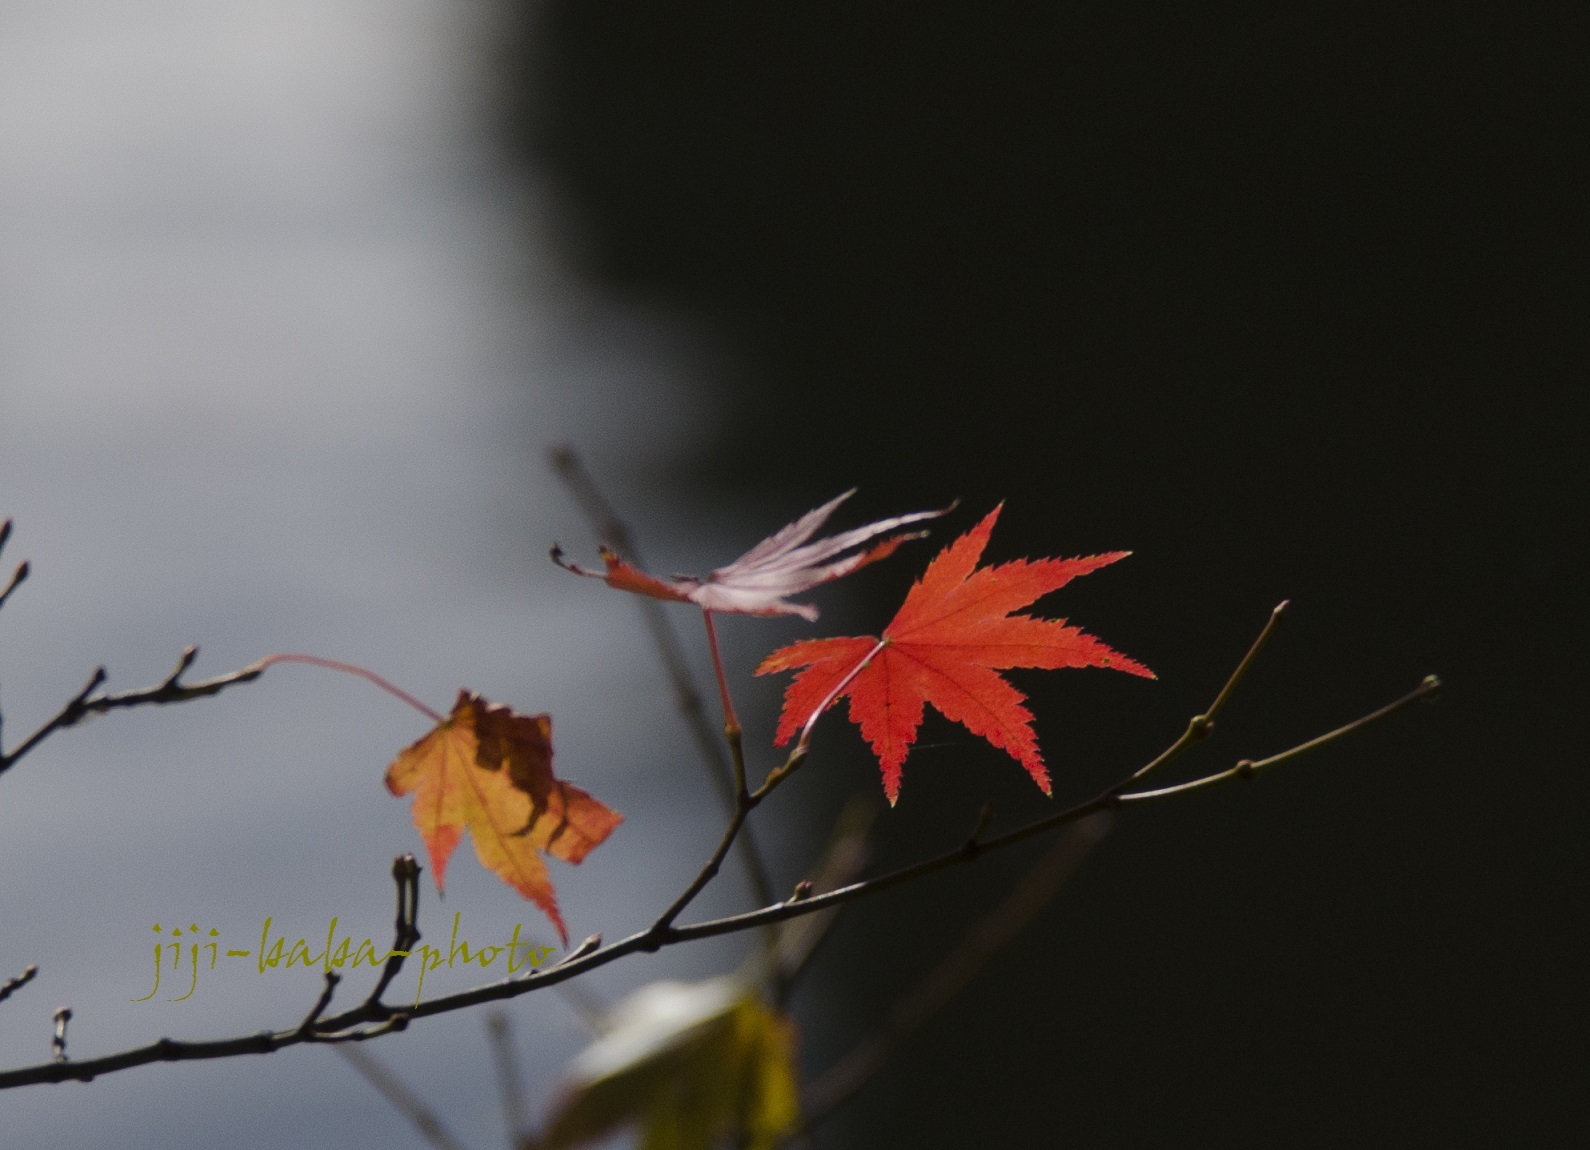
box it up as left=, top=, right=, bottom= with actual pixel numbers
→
left=0, top=606, right=1439, bottom=1090
left=0, top=647, right=268, bottom=779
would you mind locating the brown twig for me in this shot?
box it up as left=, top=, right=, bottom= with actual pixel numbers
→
left=0, top=566, right=25, bottom=617
left=0, top=519, right=28, bottom=614
left=0, top=612, right=1440, bottom=1090
left=0, top=647, right=269, bottom=779
left=1125, top=599, right=1289, bottom=784
left=0, top=964, right=38, bottom=1007
left=51, top=1007, right=71, bottom=1062
left=297, top=972, right=342, bottom=1039
left=364, top=855, right=422, bottom=1011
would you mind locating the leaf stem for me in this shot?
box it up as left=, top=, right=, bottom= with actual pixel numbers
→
left=795, top=638, right=887, bottom=761
left=257, top=654, right=444, bottom=723
left=700, top=610, right=747, bottom=797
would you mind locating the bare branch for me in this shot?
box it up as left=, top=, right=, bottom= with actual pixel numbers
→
left=297, top=972, right=342, bottom=1039
left=666, top=674, right=1441, bottom=949
left=51, top=1007, right=71, bottom=1063
left=1125, top=599, right=1288, bottom=784
left=0, top=561, right=25, bottom=614
left=0, top=608, right=1440, bottom=1091
left=363, top=855, right=422, bottom=1011
left=0, top=648, right=269, bottom=779
left=1118, top=675, right=1442, bottom=803
left=0, top=519, right=27, bottom=614
left=0, top=964, right=38, bottom=1007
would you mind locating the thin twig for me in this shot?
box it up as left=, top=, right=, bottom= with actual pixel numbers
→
left=297, top=973, right=342, bottom=1039
left=1126, top=599, right=1289, bottom=783
left=643, top=667, right=862, bottom=945
left=0, top=518, right=27, bottom=614
left=1118, top=675, right=1442, bottom=803
left=802, top=813, right=1112, bottom=1126
left=0, top=649, right=267, bottom=778
left=50, top=1007, right=71, bottom=1063
left=335, top=1043, right=472, bottom=1150
left=364, top=856, right=422, bottom=1010
left=0, top=645, right=453, bottom=783
left=0, top=562, right=25, bottom=614
left=665, top=675, right=1441, bottom=949
left=0, top=964, right=38, bottom=1007
left=0, top=636, right=1440, bottom=1089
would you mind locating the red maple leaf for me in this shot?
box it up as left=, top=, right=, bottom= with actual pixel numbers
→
left=757, top=505, right=1154, bottom=804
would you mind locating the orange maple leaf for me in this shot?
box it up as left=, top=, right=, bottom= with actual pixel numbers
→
left=757, top=505, right=1154, bottom=804
left=385, top=691, right=622, bottom=944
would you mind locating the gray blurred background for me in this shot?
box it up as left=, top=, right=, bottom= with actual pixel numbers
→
left=1, top=2, right=785, bottom=1146
left=2, top=2, right=1584, bottom=1147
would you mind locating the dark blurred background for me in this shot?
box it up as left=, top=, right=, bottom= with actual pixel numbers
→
left=496, top=4, right=1583, bottom=1145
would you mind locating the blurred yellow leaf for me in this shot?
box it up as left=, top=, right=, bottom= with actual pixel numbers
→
left=535, top=976, right=798, bottom=1150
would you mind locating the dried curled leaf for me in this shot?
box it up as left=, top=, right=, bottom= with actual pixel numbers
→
left=554, top=489, right=951, bottom=620
left=759, top=504, right=1155, bottom=803
left=535, top=977, right=798, bottom=1150
left=385, top=691, right=622, bottom=944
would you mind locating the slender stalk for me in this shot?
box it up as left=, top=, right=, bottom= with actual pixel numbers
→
left=1119, top=675, right=1440, bottom=803
left=749, top=638, right=888, bottom=801
left=0, top=518, right=26, bottom=613
left=0, top=965, right=38, bottom=1007
left=0, top=560, right=26, bottom=613
left=1126, top=600, right=1288, bottom=784
left=257, top=653, right=443, bottom=723
left=701, top=609, right=746, bottom=794
left=795, top=638, right=887, bottom=757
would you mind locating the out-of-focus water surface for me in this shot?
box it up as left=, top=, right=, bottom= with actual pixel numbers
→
left=0, top=3, right=778, bottom=1145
